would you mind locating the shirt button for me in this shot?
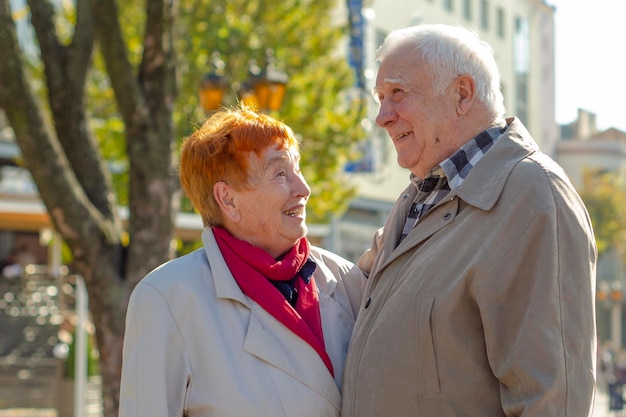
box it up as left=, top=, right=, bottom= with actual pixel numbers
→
left=364, top=297, right=371, bottom=308
left=444, top=213, right=451, bottom=220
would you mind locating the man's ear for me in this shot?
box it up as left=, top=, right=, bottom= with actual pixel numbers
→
left=456, top=74, right=476, bottom=115
left=213, top=181, right=241, bottom=222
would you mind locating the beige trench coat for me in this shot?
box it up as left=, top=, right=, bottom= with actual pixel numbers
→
left=341, top=118, right=597, bottom=416
left=119, top=228, right=366, bottom=417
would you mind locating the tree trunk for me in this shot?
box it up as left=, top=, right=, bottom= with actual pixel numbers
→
left=0, top=0, right=178, bottom=415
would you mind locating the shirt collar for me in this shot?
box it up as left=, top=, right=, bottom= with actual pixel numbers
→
left=419, top=123, right=508, bottom=190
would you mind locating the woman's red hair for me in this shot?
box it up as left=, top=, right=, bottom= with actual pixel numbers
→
left=180, top=105, right=299, bottom=227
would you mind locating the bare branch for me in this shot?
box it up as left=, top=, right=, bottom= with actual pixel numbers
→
left=28, top=0, right=119, bottom=220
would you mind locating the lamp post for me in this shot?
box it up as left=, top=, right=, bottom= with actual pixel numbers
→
left=199, top=49, right=288, bottom=113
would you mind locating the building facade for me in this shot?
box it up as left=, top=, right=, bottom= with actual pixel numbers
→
left=334, top=0, right=558, bottom=261
left=555, top=108, right=626, bottom=351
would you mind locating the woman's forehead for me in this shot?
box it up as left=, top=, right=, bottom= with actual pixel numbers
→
left=247, top=144, right=299, bottom=170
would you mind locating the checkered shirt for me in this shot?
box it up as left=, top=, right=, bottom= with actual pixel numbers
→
left=398, top=124, right=507, bottom=244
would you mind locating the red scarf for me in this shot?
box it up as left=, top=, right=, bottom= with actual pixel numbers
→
left=212, top=227, right=334, bottom=376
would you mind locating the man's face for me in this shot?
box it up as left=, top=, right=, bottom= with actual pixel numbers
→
left=374, top=45, right=458, bottom=178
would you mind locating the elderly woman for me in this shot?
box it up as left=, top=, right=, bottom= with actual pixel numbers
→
left=119, top=105, right=366, bottom=417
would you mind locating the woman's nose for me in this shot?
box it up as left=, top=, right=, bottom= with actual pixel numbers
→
left=295, top=174, right=311, bottom=199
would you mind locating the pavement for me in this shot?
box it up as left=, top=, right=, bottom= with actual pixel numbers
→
left=594, top=388, right=612, bottom=416
left=0, top=377, right=617, bottom=417
left=594, top=378, right=626, bottom=417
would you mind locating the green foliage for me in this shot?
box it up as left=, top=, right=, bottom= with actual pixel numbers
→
left=52, top=0, right=76, bottom=45
left=177, top=238, right=204, bottom=257
left=85, top=0, right=366, bottom=224
left=579, top=169, right=626, bottom=257
left=89, top=112, right=129, bottom=205
left=64, top=330, right=101, bottom=379
left=175, top=0, right=366, bottom=223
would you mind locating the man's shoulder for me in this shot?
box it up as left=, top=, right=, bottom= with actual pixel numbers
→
left=517, top=150, right=573, bottom=189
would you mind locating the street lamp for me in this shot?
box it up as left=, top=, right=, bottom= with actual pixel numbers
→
left=199, top=50, right=288, bottom=113
left=199, top=52, right=227, bottom=113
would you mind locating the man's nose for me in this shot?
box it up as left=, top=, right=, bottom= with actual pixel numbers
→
left=375, top=101, right=397, bottom=128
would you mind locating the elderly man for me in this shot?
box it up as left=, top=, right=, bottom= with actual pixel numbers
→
left=341, top=24, right=597, bottom=416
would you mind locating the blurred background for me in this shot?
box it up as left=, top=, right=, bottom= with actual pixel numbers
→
left=0, top=0, right=624, bottom=416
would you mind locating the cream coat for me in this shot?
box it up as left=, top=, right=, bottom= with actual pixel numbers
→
left=341, top=118, right=597, bottom=416
left=119, top=228, right=366, bottom=417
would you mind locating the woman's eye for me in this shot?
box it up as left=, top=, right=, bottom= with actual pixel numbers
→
left=277, top=170, right=287, bottom=177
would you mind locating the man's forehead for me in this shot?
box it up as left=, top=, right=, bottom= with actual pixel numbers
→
left=373, top=75, right=411, bottom=97
left=376, top=56, right=416, bottom=84
left=379, top=76, right=410, bottom=87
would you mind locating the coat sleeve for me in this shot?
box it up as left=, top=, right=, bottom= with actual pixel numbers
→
left=119, top=282, right=192, bottom=417
left=313, top=247, right=367, bottom=319
left=356, top=227, right=384, bottom=277
left=339, top=259, right=368, bottom=318
left=476, top=173, right=597, bottom=416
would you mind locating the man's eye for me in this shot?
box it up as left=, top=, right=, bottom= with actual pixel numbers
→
left=277, top=171, right=287, bottom=177
left=391, top=88, right=406, bottom=102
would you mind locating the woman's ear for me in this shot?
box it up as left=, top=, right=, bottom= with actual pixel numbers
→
left=213, top=181, right=241, bottom=222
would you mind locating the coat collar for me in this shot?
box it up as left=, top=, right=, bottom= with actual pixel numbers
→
left=202, top=228, right=337, bottom=302
left=200, top=227, right=341, bottom=408
left=375, top=117, right=539, bottom=275
left=396, top=117, right=538, bottom=215
left=453, top=117, right=538, bottom=211
left=202, top=227, right=249, bottom=305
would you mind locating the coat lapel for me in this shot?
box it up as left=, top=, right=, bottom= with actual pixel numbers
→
left=243, top=303, right=341, bottom=409
left=375, top=196, right=459, bottom=277
left=203, top=228, right=341, bottom=410
left=369, top=118, right=538, bottom=288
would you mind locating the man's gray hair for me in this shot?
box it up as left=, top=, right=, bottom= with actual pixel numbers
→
left=376, top=24, right=506, bottom=123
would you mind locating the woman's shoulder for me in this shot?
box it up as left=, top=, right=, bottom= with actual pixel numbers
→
left=309, top=245, right=365, bottom=288
left=138, top=248, right=211, bottom=291
left=309, top=245, right=355, bottom=271
left=310, top=245, right=366, bottom=318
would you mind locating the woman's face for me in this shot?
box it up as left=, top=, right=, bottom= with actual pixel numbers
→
left=221, top=144, right=311, bottom=258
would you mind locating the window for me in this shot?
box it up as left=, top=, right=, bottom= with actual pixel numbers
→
left=463, top=0, right=472, bottom=21
left=515, top=75, right=528, bottom=125
left=514, top=16, right=530, bottom=125
left=496, top=7, right=505, bottom=38
left=514, top=16, right=529, bottom=75
left=480, top=0, right=489, bottom=30
left=376, top=29, right=387, bottom=52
